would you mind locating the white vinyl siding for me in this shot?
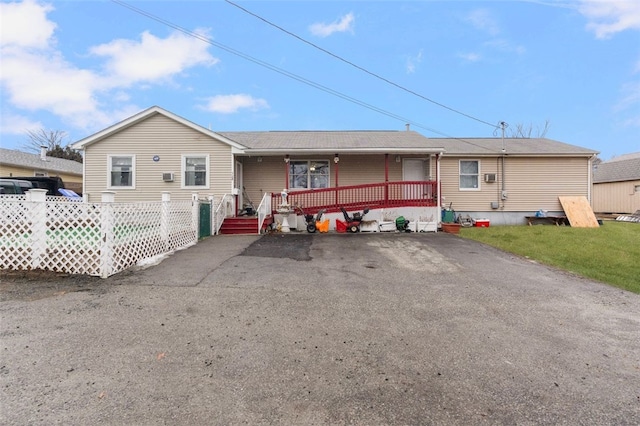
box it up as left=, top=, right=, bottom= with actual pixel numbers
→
left=592, top=180, right=640, bottom=214
left=82, top=114, right=233, bottom=202
left=441, top=156, right=591, bottom=212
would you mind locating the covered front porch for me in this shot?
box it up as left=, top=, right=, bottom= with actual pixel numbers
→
left=222, top=147, right=444, bottom=234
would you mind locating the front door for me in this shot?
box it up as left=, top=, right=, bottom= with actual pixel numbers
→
left=402, top=158, right=427, bottom=199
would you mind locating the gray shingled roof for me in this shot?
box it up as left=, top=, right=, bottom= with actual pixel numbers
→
left=593, top=152, right=640, bottom=183
left=218, top=131, right=598, bottom=156
left=0, top=148, right=83, bottom=175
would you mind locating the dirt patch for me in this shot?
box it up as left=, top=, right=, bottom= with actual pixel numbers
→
left=0, top=269, right=102, bottom=302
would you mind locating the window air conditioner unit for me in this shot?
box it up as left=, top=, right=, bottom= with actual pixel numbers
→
left=484, top=173, right=496, bottom=183
left=162, top=172, right=174, bottom=182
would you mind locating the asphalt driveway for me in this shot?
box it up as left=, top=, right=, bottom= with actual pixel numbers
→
left=1, top=233, right=639, bottom=425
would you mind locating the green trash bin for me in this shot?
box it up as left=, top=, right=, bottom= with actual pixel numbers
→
left=442, top=209, right=455, bottom=223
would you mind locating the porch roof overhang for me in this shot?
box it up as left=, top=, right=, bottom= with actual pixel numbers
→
left=231, top=147, right=446, bottom=156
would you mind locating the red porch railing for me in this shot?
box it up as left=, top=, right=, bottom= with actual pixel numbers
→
left=272, top=181, right=438, bottom=215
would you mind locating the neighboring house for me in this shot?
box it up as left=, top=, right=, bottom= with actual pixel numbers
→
left=0, top=147, right=84, bottom=194
left=592, top=152, right=640, bottom=214
left=71, top=106, right=598, bottom=227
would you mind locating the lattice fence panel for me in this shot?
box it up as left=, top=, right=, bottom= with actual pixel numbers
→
left=169, top=201, right=197, bottom=249
left=106, top=202, right=163, bottom=276
left=1, top=197, right=199, bottom=277
left=41, top=202, right=103, bottom=276
left=0, top=199, right=32, bottom=270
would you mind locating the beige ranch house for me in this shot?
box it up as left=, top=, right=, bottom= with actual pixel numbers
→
left=71, top=106, right=598, bottom=231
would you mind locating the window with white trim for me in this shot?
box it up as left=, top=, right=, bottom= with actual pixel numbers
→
left=289, top=160, right=329, bottom=189
left=459, top=160, right=480, bottom=190
left=182, top=154, right=209, bottom=188
left=108, top=155, right=135, bottom=188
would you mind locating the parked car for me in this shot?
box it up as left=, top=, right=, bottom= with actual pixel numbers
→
left=0, top=176, right=64, bottom=195
left=0, top=179, right=33, bottom=194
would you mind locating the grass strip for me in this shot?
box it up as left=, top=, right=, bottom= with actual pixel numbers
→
left=460, top=221, right=640, bottom=294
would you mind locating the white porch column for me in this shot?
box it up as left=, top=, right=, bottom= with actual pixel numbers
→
left=26, top=189, right=48, bottom=270
left=99, top=191, right=115, bottom=278
left=161, top=191, right=171, bottom=250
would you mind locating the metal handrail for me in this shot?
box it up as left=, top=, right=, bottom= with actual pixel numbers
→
left=256, top=192, right=272, bottom=234
left=213, top=193, right=234, bottom=235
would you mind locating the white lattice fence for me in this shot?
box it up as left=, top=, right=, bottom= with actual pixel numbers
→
left=1, top=191, right=198, bottom=278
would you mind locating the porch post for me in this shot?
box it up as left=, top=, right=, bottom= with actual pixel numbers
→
left=436, top=153, right=442, bottom=222
left=284, top=155, right=290, bottom=190
left=384, top=154, right=389, bottom=203
left=334, top=153, right=339, bottom=207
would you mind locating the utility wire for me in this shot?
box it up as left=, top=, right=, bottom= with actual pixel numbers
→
left=111, top=1, right=448, bottom=136
left=110, top=1, right=496, bottom=151
left=224, top=0, right=498, bottom=129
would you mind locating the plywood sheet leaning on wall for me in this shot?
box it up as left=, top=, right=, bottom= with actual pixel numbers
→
left=558, top=196, right=600, bottom=228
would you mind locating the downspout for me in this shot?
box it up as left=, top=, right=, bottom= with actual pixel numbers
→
left=500, top=121, right=507, bottom=208
left=436, top=153, right=441, bottom=224
left=588, top=154, right=596, bottom=204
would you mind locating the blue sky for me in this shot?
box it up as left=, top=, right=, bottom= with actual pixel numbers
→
left=1, top=0, right=639, bottom=161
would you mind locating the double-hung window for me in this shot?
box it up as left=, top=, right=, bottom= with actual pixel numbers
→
left=182, top=154, right=209, bottom=188
left=459, top=160, right=480, bottom=190
left=108, top=155, right=135, bottom=188
left=289, top=160, right=329, bottom=189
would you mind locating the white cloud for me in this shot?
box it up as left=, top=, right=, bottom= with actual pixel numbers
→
left=1, top=49, right=101, bottom=127
left=578, top=0, right=640, bottom=39
left=202, top=94, right=269, bottom=114
left=406, top=49, right=423, bottom=74
left=0, top=1, right=219, bottom=136
left=90, top=29, right=218, bottom=86
left=0, top=112, right=43, bottom=135
left=465, top=9, right=500, bottom=36
left=484, top=39, right=526, bottom=55
left=0, top=0, right=56, bottom=49
left=309, top=12, right=355, bottom=37
left=458, top=52, right=482, bottom=62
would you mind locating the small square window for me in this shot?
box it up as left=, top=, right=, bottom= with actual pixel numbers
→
left=182, top=155, right=209, bottom=188
left=108, top=155, right=135, bottom=188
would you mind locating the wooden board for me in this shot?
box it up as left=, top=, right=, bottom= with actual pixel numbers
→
left=558, top=196, right=600, bottom=228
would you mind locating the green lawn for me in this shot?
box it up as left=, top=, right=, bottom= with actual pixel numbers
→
left=459, top=221, right=640, bottom=294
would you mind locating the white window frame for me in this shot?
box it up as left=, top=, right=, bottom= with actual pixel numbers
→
left=288, top=159, right=330, bottom=190
left=459, top=159, right=480, bottom=191
left=181, top=154, right=210, bottom=189
left=107, top=154, right=136, bottom=189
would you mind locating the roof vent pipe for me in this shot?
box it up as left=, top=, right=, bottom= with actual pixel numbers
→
left=40, top=146, right=47, bottom=161
left=405, top=124, right=410, bottom=131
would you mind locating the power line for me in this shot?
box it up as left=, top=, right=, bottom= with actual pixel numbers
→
left=224, top=0, right=498, bottom=129
left=110, top=1, right=450, bottom=136
left=109, top=1, right=497, bottom=151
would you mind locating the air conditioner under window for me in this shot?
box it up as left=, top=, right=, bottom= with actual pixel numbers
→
left=484, top=173, right=497, bottom=183
left=162, top=172, right=174, bottom=182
